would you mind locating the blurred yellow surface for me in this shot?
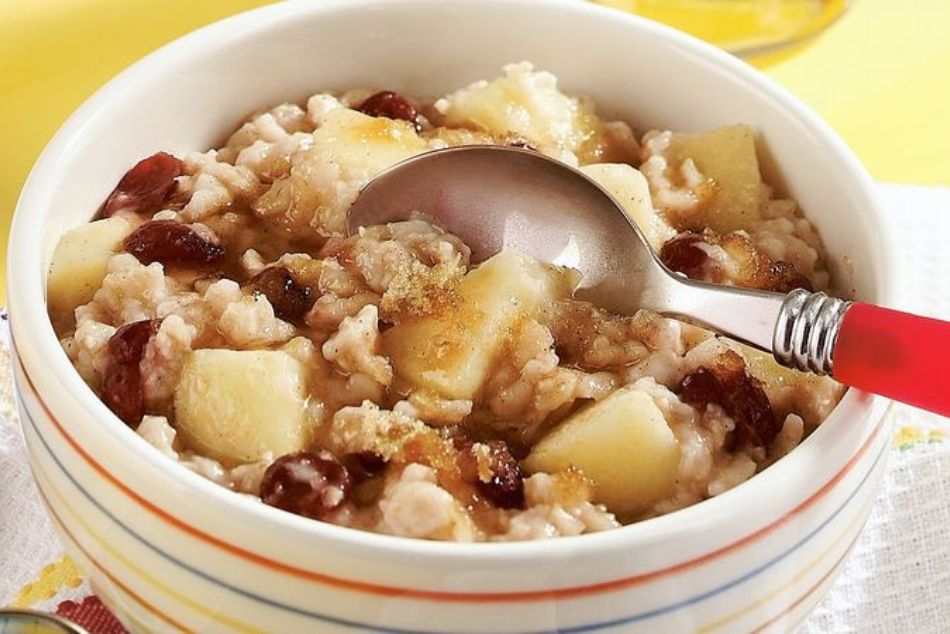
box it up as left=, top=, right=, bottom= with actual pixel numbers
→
left=595, top=0, right=851, bottom=53
left=1, top=0, right=948, bottom=301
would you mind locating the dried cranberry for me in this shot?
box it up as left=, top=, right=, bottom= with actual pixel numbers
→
left=357, top=91, right=422, bottom=132
left=100, top=152, right=183, bottom=218
left=659, top=232, right=710, bottom=279
left=343, top=451, right=387, bottom=483
left=124, top=220, right=224, bottom=267
left=765, top=261, right=813, bottom=294
left=248, top=266, right=313, bottom=321
left=475, top=441, right=525, bottom=509
left=101, top=319, right=161, bottom=425
left=662, top=231, right=812, bottom=294
left=260, top=451, right=352, bottom=520
left=676, top=350, right=780, bottom=450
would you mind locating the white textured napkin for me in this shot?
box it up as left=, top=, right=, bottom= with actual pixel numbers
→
left=800, top=184, right=950, bottom=633
left=1, top=184, right=949, bottom=631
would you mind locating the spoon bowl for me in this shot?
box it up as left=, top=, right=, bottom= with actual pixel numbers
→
left=347, top=145, right=663, bottom=316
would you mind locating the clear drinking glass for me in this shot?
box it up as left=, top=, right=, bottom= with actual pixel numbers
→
left=589, top=0, right=850, bottom=55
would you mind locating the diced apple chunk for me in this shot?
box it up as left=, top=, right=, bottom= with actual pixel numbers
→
left=253, top=108, right=429, bottom=236
left=668, top=124, right=763, bottom=233
left=737, top=343, right=802, bottom=390
left=436, top=62, right=606, bottom=162
left=311, top=108, right=428, bottom=179
left=524, top=386, right=679, bottom=515
left=174, top=349, right=309, bottom=464
left=383, top=250, right=577, bottom=401
left=47, top=216, right=133, bottom=329
left=581, top=163, right=675, bottom=251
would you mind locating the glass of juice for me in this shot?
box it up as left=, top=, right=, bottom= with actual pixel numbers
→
left=589, top=0, right=850, bottom=55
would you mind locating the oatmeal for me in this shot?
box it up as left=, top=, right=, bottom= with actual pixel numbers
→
left=47, top=62, right=844, bottom=541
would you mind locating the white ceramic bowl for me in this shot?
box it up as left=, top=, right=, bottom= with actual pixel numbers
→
left=9, top=1, right=897, bottom=632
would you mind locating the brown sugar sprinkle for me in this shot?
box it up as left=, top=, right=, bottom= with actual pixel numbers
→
left=379, top=261, right=462, bottom=323
left=676, top=349, right=780, bottom=451
left=546, top=299, right=651, bottom=370
left=660, top=231, right=813, bottom=293
left=399, top=428, right=460, bottom=475
left=547, top=467, right=598, bottom=508
left=397, top=430, right=483, bottom=506
left=431, top=431, right=525, bottom=532
left=387, top=426, right=522, bottom=524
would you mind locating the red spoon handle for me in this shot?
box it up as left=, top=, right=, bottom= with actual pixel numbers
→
left=833, top=303, right=950, bottom=417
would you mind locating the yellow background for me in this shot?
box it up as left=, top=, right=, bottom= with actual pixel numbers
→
left=2, top=0, right=948, bottom=299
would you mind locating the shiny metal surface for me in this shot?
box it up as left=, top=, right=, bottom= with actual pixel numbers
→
left=0, top=609, right=90, bottom=634
left=348, top=146, right=849, bottom=370
left=651, top=277, right=790, bottom=352
left=347, top=146, right=665, bottom=317
left=774, top=289, right=853, bottom=374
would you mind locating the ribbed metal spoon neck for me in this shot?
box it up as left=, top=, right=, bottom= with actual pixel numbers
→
left=774, top=289, right=852, bottom=375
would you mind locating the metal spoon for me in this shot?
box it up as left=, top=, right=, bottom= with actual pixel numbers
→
left=0, top=609, right=89, bottom=633
left=348, top=145, right=950, bottom=417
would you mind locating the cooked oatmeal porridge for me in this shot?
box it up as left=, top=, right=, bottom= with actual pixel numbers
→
left=47, top=62, right=844, bottom=541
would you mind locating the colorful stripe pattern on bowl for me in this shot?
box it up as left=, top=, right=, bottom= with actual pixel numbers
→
left=13, top=343, right=891, bottom=634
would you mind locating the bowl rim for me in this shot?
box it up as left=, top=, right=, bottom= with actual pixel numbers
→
left=8, top=0, right=900, bottom=561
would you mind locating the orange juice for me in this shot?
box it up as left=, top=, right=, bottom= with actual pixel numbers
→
left=590, top=0, right=850, bottom=54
